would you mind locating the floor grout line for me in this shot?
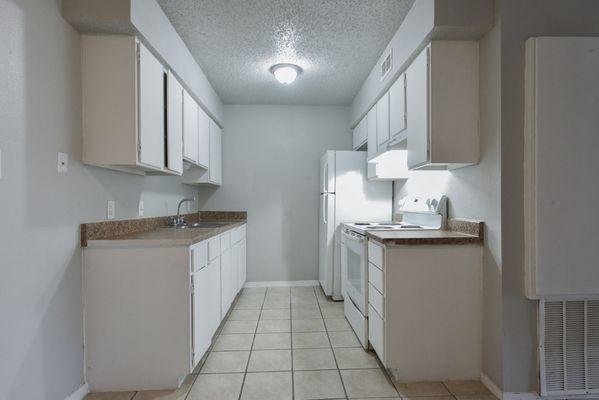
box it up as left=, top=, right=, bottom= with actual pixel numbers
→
left=315, top=286, right=350, bottom=400
left=236, top=290, right=265, bottom=400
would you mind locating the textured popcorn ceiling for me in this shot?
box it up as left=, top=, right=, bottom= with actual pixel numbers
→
left=156, top=0, right=414, bottom=105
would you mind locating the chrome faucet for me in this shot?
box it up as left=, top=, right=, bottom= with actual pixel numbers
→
left=171, top=197, right=196, bottom=227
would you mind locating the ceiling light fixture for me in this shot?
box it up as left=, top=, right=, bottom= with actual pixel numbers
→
left=270, top=63, right=301, bottom=84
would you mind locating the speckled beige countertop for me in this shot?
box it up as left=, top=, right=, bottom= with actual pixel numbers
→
left=81, top=211, right=246, bottom=248
left=367, top=218, right=484, bottom=246
left=85, top=221, right=246, bottom=248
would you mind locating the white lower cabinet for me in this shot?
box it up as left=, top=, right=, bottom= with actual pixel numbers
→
left=367, top=238, right=482, bottom=383
left=83, top=223, right=246, bottom=392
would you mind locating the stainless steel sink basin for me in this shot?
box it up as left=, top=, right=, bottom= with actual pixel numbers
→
left=171, top=221, right=232, bottom=229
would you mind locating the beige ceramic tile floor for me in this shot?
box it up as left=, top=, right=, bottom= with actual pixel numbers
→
left=85, top=286, right=496, bottom=400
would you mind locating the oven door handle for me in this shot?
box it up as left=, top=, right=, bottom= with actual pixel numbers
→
left=343, top=229, right=366, bottom=242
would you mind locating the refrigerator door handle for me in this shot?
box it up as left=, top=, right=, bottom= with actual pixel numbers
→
left=323, top=195, right=328, bottom=225
left=322, top=163, right=328, bottom=193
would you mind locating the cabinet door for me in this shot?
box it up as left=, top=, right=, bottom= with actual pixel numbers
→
left=389, top=73, right=406, bottom=139
left=376, top=92, right=390, bottom=151
left=221, top=248, right=232, bottom=314
left=138, top=42, right=165, bottom=169
left=352, top=117, right=367, bottom=150
left=366, top=106, right=377, bottom=161
left=166, top=72, right=183, bottom=174
left=209, top=120, right=222, bottom=185
left=183, top=90, right=199, bottom=164
left=239, top=240, right=246, bottom=289
left=197, top=107, right=210, bottom=169
left=406, top=46, right=430, bottom=169
left=231, top=242, right=240, bottom=295
left=207, top=258, right=222, bottom=330
left=192, top=268, right=212, bottom=367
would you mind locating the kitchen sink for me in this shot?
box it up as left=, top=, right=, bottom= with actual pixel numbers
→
left=173, top=221, right=232, bottom=229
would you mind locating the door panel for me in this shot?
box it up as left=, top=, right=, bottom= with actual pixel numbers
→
left=407, top=46, right=430, bottom=169
left=138, top=43, right=165, bottom=169
left=366, top=106, right=377, bottom=161
left=192, top=269, right=212, bottom=367
left=166, top=72, right=183, bottom=174
left=209, top=120, right=222, bottom=184
left=389, top=73, right=406, bottom=138
left=318, top=193, right=335, bottom=296
left=183, top=90, right=198, bottom=163
left=376, top=92, right=390, bottom=150
left=197, top=107, right=210, bottom=169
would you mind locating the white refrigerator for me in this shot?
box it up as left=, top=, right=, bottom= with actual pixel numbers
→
left=318, top=151, right=392, bottom=300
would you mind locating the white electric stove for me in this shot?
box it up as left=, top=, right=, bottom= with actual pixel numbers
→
left=341, top=195, right=447, bottom=348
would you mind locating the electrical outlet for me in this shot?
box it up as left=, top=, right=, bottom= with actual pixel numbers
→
left=107, top=201, right=116, bottom=220
left=57, top=152, right=68, bottom=173
left=138, top=200, right=144, bottom=217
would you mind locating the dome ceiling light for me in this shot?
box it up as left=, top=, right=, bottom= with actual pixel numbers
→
left=270, top=63, right=302, bottom=84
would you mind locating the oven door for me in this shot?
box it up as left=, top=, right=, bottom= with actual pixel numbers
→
left=341, top=229, right=368, bottom=316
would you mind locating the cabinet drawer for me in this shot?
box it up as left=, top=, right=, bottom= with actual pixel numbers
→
left=368, top=262, right=384, bottom=294
left=208, top=236, right=221, bottom=261
left=368, top=240, right=384, bottom=270
left=191, top=241, right=208, bottom=272
left=221, top=232, right=231, bottom=251
left=368, top=283, right=384, bottom=318
left=368, top=304, right=385, bottom=364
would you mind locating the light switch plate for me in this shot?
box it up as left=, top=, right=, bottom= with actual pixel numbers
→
left=138, top=200, right=144, bottom=217
left=57, top=152, right=68, bottom=173
left=107, top=201, right=116, bottom=220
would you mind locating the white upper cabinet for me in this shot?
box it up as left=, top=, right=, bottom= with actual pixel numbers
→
left=197, top=107, right=210, bottom=169
left=209, top=120, right=223, bottom=185
left=352, top=116, right=368, bottom=150
left=81, top=35, right=180, bottom=175
left=166, top=72, right=183, bottom=175
left=366, top=106, right=378, bottom=161
left=389, top=73, right=406, bottom=143
left=183, top=90, right=199, bottom=164
left=406, top=42, right=479, bottom=170
left=138, top=43, right=165, bottom=170
left=376, top=92, right=390, bottom=151
left=406, top=47, right=430, bottom=169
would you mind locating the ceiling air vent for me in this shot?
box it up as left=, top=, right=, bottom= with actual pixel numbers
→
left=540, top=299, right=599, bottom=397
left=380, top=48, right=393, bottom=81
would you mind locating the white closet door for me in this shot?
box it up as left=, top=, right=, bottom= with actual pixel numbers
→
left=183, top=90, right=199, bottom=164
left=524, top=37, right=599, bottom=298
left=138, top=43, right=165, bottom=169
left=166, top=72, right=183, bottom=174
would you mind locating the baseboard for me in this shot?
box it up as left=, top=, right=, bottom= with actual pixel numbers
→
left=65, top=383, right=89, bottom=400
left=244, top=280, right=320, bottom=288
left=481, top=372, right=503, bottom=400
left=503, top=392, right=539, bottom=400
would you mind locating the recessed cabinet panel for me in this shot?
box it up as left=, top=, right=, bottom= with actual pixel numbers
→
left=197, top=107, right=210, bottom=169
left=183, top=90, right=199, bottom=164
left=406, top=46, right=430, bottom=169
left=166, top=72, right=183, bottom=174
left=366, top=106, right=377, bottom=161
left=209, top=120, right=222, bottom=185
left=376, top=92, right=390, bottom=151
left=352, top=116, right=368, bottom=150
left=389, top=73, right=406, bottom=139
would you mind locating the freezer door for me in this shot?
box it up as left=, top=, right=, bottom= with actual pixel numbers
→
left=319, top=151, right=336, bottom=194
left=318, top=193, right=336, bottom=296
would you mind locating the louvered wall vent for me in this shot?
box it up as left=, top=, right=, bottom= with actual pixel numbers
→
left=540, top=299, right=599, bottom=397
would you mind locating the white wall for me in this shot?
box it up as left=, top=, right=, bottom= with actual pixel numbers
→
left=394, top=12, right=502, bottom=387
left=197, top=105, right=351, bottom=283
left=0, top=0, right=198, bottom=398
